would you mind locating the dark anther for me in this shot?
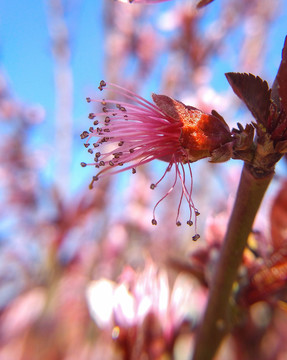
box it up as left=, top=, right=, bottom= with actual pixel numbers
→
left=132, top=168, right=136, bottom=174
left=99, top=161, right=105, bottom=166
left=84, top=143, right=90, bottom=148
left=129, top=149, right=134, bottom=153
left=93, top=143, right=99, bottom=148
left=118, top=141, right=124, bottom=146
left=192, top=234, right=200, bottom=241
left=86, top=97, right=91, bottom=103
left=109, top=161, right=114, bottom=166
left=88, top=149, right=93, bottom=154
left=195, top=210, right=200, bottom=216
left=88, top=113, right=95, bottom=119
left=176, top=221, right=181, bottom=226
left=150, top=184, right=156, bottom=190
left=89, top=127, right=94, bottom=132
left=105, top=116, right=110, bottom=123
left=80, top=131, right=89, bottom=139
left=120, top=107, right=126, bottom=112
left=187, top=220, right=193, bottom=226
left=151, top=219, right=157, bottom=225
left=101, top=100, right=106, bottom=106
left=102, top=107, right=108, bottom=113
left=81, top=162, right=87, bottom=167
left=98, top=80, right=106, bottom=91
left=93, top=120, right=99, bottom=126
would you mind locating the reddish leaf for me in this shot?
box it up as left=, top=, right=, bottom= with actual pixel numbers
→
left=196, top=0, right=215, bottom=8
left=270, top=180, right=287, bottom=250
left=225, top=72, right=271, bottom=127
left=239, top=255, right=287, bottom=306
left=272, top=36, right=287, bottom=113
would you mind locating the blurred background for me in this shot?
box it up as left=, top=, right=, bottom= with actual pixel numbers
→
left=1, top=0, right=287, bottom=359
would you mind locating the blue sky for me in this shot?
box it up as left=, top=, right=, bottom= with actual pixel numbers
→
left=0, top=0, right=106, bottom=192
left=1, top=0, right=285, bottom=113
left=0, top=0, right=104, bottom=112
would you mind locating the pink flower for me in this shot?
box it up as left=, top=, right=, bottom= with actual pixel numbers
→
left=81, top=81, right=231, bottom=233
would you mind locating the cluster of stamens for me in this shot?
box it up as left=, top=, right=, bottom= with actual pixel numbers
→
left=81, top=80, right=200, bottom=239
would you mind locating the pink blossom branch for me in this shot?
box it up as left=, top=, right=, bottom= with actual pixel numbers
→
left=192, top=163, right=273, bottom=360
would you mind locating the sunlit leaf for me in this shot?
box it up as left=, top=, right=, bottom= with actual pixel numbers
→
left=225, top=72, right=271, bottom=127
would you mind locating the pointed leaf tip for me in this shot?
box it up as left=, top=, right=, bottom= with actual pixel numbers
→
left=282, top=36, right=287, bottom=61
left=196, top=0, right=215, bottom=8
left=273, top=36, right=287, bottom=113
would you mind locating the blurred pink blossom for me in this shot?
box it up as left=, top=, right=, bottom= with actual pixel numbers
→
left=86, top=259, right=206, bottom=347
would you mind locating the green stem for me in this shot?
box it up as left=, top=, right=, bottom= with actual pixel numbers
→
left=192, top=163, right=273, bottom=360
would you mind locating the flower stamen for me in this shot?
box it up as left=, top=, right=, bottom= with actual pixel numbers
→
left=81, top=81, right=208, bottom=228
